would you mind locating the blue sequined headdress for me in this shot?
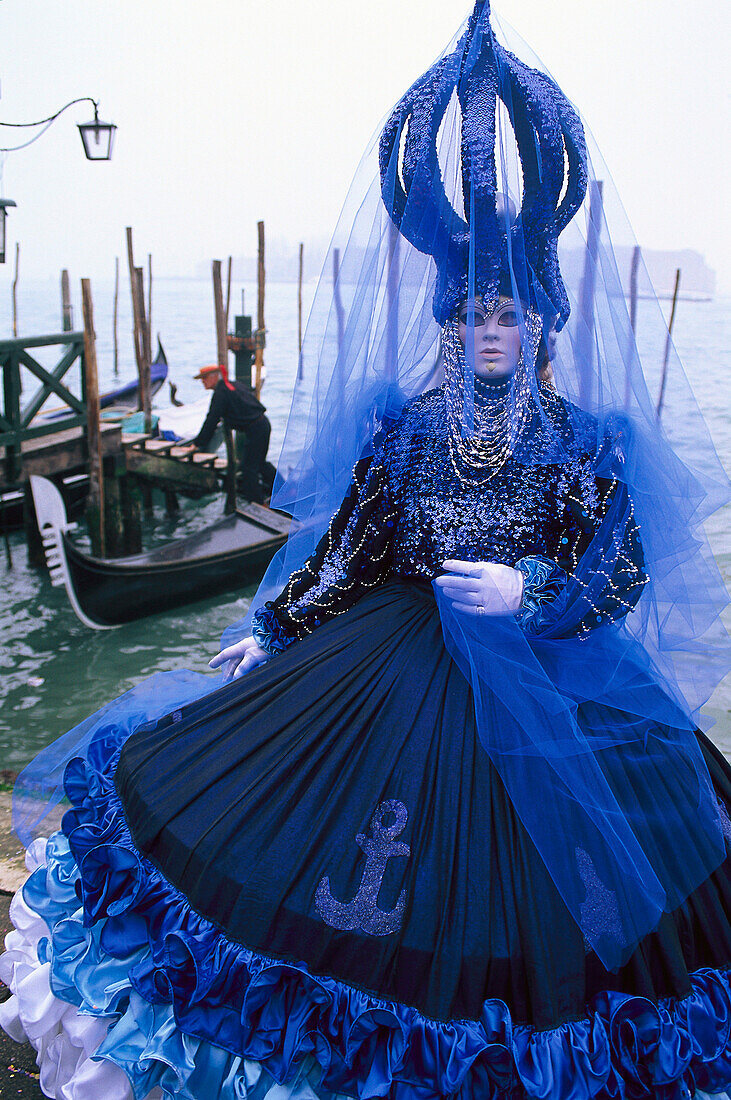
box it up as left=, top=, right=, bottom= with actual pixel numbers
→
left=379, top=0, right=587, bottom=326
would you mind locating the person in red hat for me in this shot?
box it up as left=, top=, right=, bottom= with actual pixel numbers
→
left=191, top=364, right=275, bottom=503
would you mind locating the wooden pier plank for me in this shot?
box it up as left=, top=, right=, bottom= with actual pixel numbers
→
left=143, top=439, right=176, bottom=454
left=0, top=423, right=122, bottom=486
left=121, top=432, right=153, bottom=446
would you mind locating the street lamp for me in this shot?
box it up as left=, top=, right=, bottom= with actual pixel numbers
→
left=0, top=96, right=116, bottom=260
left=0, top=97, right=117, bottom=160
left=77, top=103, right=117, bottom=162
left=0, top=199, right=17, bottom=264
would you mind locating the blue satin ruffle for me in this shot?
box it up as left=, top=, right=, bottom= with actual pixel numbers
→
left=251, top=606, right=297, bottom=655
left=21, top=750, right=731, bottom=1100
left=514, top=555, right=568, bottom=634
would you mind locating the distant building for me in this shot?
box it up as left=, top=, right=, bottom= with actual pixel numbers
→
left=559, top=245, right=715, bottom=301
left=621, top=248, right=715, bottom=300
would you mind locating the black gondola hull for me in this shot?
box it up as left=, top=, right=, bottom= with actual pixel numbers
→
left=61, top=511, right=288, bottom=626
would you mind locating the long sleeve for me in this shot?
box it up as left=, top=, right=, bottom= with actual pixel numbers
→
left=515, top=463, right=647, bottom=639
left=192, top=388, right=224, bottom=451
left=251, top=455, right=397, bottom=654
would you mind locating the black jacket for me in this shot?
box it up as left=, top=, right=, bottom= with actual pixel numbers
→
left=193, top=380, right=267, bottom=451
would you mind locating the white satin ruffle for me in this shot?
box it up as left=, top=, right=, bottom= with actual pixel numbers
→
left=0, top=837, right=334, bottom=1100
left=0, top=838, right=149, bottom=1100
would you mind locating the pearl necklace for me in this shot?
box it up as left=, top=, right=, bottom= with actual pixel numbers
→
left=441, top=312, right=543, bottom=486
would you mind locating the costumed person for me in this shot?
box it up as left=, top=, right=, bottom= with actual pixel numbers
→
left=191, top=363, right=276, bottom=503
left=2, top=3, right=731, bottom=1099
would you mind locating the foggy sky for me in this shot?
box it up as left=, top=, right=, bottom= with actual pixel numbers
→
left=1, top=0, right=729, bottom=291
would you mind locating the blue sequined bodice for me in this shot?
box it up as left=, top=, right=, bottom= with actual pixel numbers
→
left=254, top=384, right=645, bottom=650
left=381, top=389, right=574, bottom=578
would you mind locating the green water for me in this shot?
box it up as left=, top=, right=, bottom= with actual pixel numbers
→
left=0, top=496, right=259, bottom=772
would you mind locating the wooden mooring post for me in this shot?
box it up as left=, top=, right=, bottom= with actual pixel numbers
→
left=624, top=245, right=641, bottom=408
left=297, top=242, right=304, bottom=381
left=61, top=269, right=73, bottom=331
left=81, top=278, right=106, bottom=557
left=577, top=180, right=604, bottom=410
left=83, top=275, right=142, bottom=555
left=225, top=256, right=232, bottom=326
left=100, top=457, right=141, bottom=556
left=223, top=426, right=237, bottom=515
left=656, top=268, right=682, bottom=421
left=12, top=242, right=19, bottom=338
left=333, top=247, right=345, bottom=356
left=212, top=259, right=228, bottom=369
left=113, top=256, right=120, bottom=375
left=386, top=221, right=400, bottom=377
left=254, top=221, right=266, bottom=399
left=213, top=259, right=237, bottom=513
left=125, top=227, right=152, bottom=433
left=629, top=246, right=641, bottom=335
left=135, top=267, right=152, bottom=368
left=147, top=253, right=153, bottom=341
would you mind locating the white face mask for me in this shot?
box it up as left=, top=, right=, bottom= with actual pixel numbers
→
left=457, top=297, right=522, bottom=379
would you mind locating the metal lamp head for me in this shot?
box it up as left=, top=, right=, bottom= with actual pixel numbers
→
left=77, top=103, right=116, bottom=161
left=0, top=198, right=17, bottom=263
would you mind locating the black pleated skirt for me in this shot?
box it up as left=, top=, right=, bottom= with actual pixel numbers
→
left=115, top=581, right=731, bottom=1032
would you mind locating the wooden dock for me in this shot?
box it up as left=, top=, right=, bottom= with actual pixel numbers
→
left=1, top=424, right=234, bottom=562
left=122, top=434, right=228, bottom=496
left=2, top=230, right=265, bottom=553
left=1, top=425, right=230, bottom=499
left=0, top=422, right=123, bottom=491
left=0, top=420, right=233, bottom=537
left=0, top=326, right=231, bottom=498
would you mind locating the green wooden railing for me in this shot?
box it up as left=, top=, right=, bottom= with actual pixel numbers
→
left=0, top=332, right=87, bottom=485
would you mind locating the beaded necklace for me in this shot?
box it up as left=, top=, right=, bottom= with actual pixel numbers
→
left=441, top=310, right=544, bottom=486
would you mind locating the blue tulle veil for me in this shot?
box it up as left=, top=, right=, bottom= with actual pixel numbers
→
left=15, top=1, right=730, bottom=972
left=224, top=0, right=730, bottom=969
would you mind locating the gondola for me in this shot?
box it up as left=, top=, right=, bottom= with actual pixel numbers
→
left=38, top=339, right=169, bottom=422
left=1, top=473, right=89, bottom=532
left=30, top=475, right=290, bottom=629
left=101, top=338, right=168, bottom=412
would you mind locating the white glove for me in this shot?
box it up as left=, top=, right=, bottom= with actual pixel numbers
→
left=434, top=559, right=524, bottom=616
left=209, top=636, right=270, bottom=680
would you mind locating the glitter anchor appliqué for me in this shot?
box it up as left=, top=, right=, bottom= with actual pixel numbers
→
left=315, top=800, right=411, bottom=935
